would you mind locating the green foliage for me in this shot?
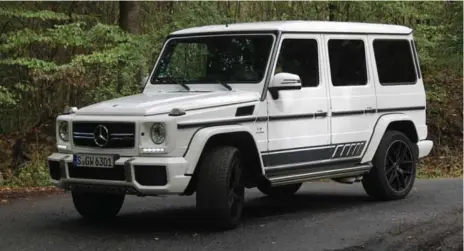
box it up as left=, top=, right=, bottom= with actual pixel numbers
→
left=0, top=1, right=462, bottom=186
left=5, top=152, right=51, bottom=187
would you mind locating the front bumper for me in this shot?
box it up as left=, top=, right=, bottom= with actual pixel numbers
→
left=47, top=153, right=191, bottom=196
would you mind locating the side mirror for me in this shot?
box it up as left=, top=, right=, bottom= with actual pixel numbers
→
left=268, top=72, right=302, bottom=99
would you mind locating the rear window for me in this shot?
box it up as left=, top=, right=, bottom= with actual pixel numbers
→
left=373, top=39, right=417, bottom=85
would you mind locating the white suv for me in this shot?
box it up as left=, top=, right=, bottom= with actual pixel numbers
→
left=47, top=21, right=434, bottom=229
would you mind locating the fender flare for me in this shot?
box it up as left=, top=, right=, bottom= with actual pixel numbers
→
left=361, top=113, right=419, bottom=163
left=183, top=125, right=264, bottom=175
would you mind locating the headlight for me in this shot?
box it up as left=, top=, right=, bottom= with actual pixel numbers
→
left=58, top=121, right=69, bottom=142
left=150, top=123, right=165, bottom=144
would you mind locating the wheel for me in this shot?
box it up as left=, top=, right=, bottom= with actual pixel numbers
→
left=362, top=130, right=417, bottom=200
left=196, top=146, right=245, bottom=230
left=257, top=182, right=302, bottom=198
left=71, top=190, right=125, bottom=221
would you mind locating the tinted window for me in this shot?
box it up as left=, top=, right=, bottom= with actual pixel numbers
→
left=373, top=39, right=417, bottom=85
left=328, top=39, right=367, bottom=86
left=275, top=39, right=319, bottom=87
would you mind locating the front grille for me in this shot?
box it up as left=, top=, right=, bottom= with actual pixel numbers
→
left=68, top=163, right=125, bottom=181
left=72, top=122, right=135, bottom=148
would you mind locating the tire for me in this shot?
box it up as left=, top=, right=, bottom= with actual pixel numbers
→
left=72, top=190, right=125, bottom=221
left=362, top=130, right=417, bottom=200
left=257, top=182, right=302, bottom=198
left=196, top=146, right=245, bottom=230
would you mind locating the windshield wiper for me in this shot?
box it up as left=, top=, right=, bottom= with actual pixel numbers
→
left=219, top=81, right=232, bottom=91
left=161, top=75, right=190, bottom=91
left=178, top=81, right=190, bottom=91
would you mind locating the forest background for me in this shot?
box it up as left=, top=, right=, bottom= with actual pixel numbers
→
left=0, top=1, right=462, bottom=187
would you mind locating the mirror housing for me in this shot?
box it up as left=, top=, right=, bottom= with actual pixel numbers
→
left=268, top=72, right=302, bottom=99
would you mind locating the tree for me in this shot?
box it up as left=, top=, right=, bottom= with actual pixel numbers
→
left=118, top=1, right=140, bottom=34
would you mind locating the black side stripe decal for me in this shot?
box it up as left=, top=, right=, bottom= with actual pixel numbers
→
left=377, top=106, right=425, bottom=113
left=261, top=141, right=366, bottom=168
left=269, top=113, right=315, bottom=120
left=332, top=110, right=365, bottom=117
left=177, top=117, right=256, bottom=129
left=177, top=106, right=425, bottom=129
left=331, top=106, right=425, bottom=117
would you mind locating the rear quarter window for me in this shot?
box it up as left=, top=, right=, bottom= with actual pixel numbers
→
left=373, top=39, right=417, bottom=85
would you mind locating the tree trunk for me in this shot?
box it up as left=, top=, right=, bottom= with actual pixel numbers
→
left=119, top=1, right=140, bottom=34
left=118, top=1, right=141, bottom=93
left=328, top=2, right=337, bottom=21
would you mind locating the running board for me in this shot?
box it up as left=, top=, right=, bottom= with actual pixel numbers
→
left=267, top=164, right=372, bottom=186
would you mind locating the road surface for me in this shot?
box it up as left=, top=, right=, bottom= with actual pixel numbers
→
left=0, top=178, right=462, bottom=251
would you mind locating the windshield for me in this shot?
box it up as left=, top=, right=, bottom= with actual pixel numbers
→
left=151, top=34, right=274, bottom=85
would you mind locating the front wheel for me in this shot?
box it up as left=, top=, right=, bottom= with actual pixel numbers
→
left=196, top=146, right=245, bottom=230
left=362, top=130, right=417, bottom=200
left=72, top=190, right=125, bottom=221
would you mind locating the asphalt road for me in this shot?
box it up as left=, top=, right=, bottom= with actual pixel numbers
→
left=0, top=178, right=462, bottom=251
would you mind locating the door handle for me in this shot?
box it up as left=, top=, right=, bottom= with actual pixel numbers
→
left=364, top=107, right=376, bottom=113
left=315, top=110, right=327, bottom=117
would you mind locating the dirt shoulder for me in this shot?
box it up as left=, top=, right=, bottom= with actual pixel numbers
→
left=0, top=186, right=64, bottom=204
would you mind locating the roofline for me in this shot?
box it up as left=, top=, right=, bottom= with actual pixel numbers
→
left=167, top=29, right=413, bottom=38
left=166, top=30, right=280, bottom=39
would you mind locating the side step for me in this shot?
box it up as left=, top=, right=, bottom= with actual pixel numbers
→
left=267, top=164, right=372, bottom=186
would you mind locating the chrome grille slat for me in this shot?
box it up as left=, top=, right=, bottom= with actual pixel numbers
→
left=73, top=132, right=93, bottom=136
left=72, top=121, right=135, bottom=148
left=110, top=133, right=134, bottom=137
left=73, top=135, right=94, bottom=139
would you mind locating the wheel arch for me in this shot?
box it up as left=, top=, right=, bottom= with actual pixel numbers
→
left=182, top=125, right=265, bottom=195
left=361, top=114, right=419, bottom=163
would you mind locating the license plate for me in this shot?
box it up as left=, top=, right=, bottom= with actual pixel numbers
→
left=73, top=154, right=114, bottom=168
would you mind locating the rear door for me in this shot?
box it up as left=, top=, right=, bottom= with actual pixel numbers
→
left=324, top=34, right=377, bottom=158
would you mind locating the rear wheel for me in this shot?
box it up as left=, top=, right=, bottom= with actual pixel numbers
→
left=72, top=190, right=125, bottom=221
left=196, top=146, right=245, bottom=230
left=362, top=130, right=417, bottom=200
left=258, top=182, right=302, bottom=198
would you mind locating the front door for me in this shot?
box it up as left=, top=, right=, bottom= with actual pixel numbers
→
left=263, top=34, right=331, bottom=170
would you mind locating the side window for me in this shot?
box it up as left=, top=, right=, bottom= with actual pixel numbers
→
left=373, top=39, right=417, bottom=85
left=328, top=39, right=367, bottom=86
left=275, top=39, right=319, bottom=87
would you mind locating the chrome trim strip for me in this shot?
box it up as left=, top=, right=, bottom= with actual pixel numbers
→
left=264, top=156, right=362, bottom=171
left=73, top=136, right=94, bottom=139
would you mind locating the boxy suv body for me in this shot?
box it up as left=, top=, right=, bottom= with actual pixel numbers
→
left=47, top=21, right=434, bottom=229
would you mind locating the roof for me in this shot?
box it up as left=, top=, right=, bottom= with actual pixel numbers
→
left=170, top=20, right=413, bottom=36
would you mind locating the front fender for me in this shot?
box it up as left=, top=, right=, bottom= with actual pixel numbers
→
left=183, top=125, right=264, bottom=175
left=361, top=114, right=418, bottom=163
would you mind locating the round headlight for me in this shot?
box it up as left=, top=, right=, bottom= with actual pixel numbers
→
left=150, top=123, right=165, bottom=144
left=58, top=121, right=69, bottom=141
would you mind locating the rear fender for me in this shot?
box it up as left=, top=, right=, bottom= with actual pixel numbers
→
left=361, top=114, right=418, bottom=163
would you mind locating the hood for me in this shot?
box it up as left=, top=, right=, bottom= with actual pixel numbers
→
left=75, top=91, right=260, bottom=116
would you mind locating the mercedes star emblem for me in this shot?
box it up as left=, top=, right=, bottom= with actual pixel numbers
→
left=93, top=125, right=109, bottom=147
